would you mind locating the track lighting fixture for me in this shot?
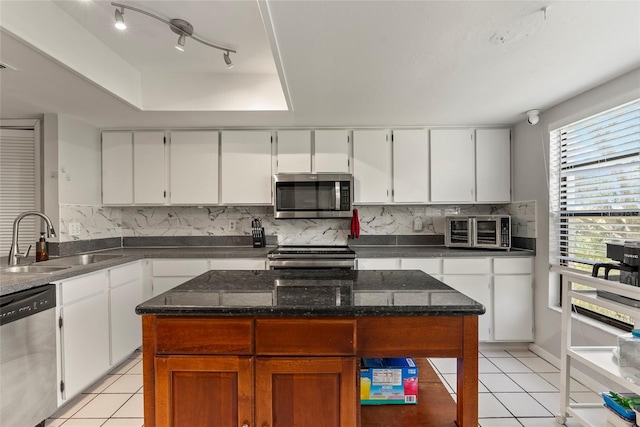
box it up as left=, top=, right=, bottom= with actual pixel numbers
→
left=114, top=6, right=126, bottom=30
left=223, top=51, right=234, bottom=69
left=175, top=34, right=186, bottom=52
left=527, top=109, right=540, bottom=125
left=111, top=2, right=236, bottom=66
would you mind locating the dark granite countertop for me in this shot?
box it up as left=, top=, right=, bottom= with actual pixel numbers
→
left=352, top=246, right=534, bottom=258
left=135, top=269, right=486, bottom=317
left=0, top=246, right=273, bottom=296
left=0, top=245, right=534, bottom=296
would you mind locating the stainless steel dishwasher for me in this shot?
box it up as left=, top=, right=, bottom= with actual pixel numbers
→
left=1, top=284, right=57, bottom=427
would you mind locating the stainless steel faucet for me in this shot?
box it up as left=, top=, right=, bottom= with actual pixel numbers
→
left=7, top=211, right=57, bottom=266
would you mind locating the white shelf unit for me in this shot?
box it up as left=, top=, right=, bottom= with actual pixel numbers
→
left=554, top=266, right=640, bottom=426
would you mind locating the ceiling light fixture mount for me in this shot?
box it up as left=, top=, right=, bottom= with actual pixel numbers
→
left=114, top=6, right=126, bottom=30
left=110, top=2, right=236, bottom=64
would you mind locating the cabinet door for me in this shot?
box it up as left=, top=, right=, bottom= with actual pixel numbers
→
left=277, top=130, right=311, bottom=173
left=256, top=357, right=357, bottom=427
left=493, top=275, right=533, bottom=341
left=102, top=132, right=133, bottom=205
left=209, top=258, right=267, bottom=270
left=221, top=131, right=272, bottom=204
left=476, top=129, right=511, bottom=202
left=430, top=129, right=474, bottom=202
left=170, top=131, right=219, bottom=205
left=314, top=130, right=349, bottom=173
left=110, top=263, right=143, bottom=365
left=357, top=258, right=399, bottom=270
left=353, top=130, right=391, bottom=203
left=442, top=275, right=492, bottom=342
left=60, top=278, right=110, bottom=401
left=392, top=129, right=429, bottom=203
left=155, top=356, right=253, bottom=427
left=133, top=132, right=166, bottom=204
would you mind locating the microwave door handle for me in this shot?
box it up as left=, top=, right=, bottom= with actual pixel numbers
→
left=334, top=182, right=340, bottom=210
left=470, top=218, right=476, bottom=247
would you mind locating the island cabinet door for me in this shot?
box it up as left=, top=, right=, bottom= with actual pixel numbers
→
left=255, top=357, right=357, bottom=427
left=154, top=356, right=253, bottom=427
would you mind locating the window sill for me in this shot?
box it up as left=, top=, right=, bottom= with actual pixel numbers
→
left=547, top=304, right=629, bottom=339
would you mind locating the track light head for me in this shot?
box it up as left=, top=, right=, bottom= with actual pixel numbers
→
left=175, top=34, right=186, bottom=52
left=224, top=51, right=234, bottom=69
left=114, top=7, right=126, bottom=30
left=527, top=109, right=540, bottom=125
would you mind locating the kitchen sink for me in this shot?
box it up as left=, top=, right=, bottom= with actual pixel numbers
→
left=1, top=265, right=71, bottom=274
left=42, top=253, right=125, bottom=266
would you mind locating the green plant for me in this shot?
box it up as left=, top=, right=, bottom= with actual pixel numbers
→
left=609, top=391, right=640, bottom=409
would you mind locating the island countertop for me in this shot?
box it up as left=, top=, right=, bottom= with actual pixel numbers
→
left=135, top=269, right=486, bottom=317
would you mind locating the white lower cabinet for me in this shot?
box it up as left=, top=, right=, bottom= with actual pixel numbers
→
left=109, top=261, right=143, bottom=365
left=361, top=256, right=534, bottom=343
left=209, top=258, right=267, bottom=270
left=151, top=259, right=209, bottom=296
left=356, top=258, right=400, bottom=270
left=443, top=274, right=493, bottom=342
left=151, top=258, right=267, bottom=296
left=57, top=270, right=110, bottom=404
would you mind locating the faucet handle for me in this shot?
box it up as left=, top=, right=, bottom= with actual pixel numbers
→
left=20, top=244, right=32, bottom=259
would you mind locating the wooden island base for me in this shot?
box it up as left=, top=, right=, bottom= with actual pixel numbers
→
left=360, top=358, right=456, bottom=427
left=141, top=315, right=478, bottom=427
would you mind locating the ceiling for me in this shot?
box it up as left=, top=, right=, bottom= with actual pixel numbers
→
left=1, top=0, right=639, bottom=129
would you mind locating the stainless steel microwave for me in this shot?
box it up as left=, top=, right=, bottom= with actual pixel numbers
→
left=274, top=173, right=353, bottom=219
left=445, top=215, right=511, bottom=250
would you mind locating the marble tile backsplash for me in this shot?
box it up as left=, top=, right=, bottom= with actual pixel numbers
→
left=59, top=201, right=536, bottom=245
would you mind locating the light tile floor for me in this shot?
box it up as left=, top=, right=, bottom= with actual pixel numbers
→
left=45, top=347, right=594, bottom=426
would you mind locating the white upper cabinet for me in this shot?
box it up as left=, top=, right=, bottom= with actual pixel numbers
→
left=102, top=132, right=133, bottom=205
left=277, top=130, right=311, bottom=173
left=170, top=131, right=219, bottom=205
left=133, top=132, right=165, bottom=204
left=392, top=129, right=429, bottom=203
left=221, top=131, right=273, bottom=204
left=476, top=129, right=511, bottom=202
left=314, top=130, right=350, bottom=173
left=102, top=131, right=165, bottom=205
left=353, top=130, right=391, bottom=204
left=430, top=129, right=475, bottom=202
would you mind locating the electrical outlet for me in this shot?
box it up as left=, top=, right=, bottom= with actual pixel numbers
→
left=229, top=220, right=237, bottom=232
left=68, top=222, right=81, bottom=236
left=413, top=217, right=423, bottom=232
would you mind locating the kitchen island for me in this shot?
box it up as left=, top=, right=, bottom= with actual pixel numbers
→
left=136, top=269, right=485, bottom=427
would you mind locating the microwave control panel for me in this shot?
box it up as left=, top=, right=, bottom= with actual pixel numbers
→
left=340, top=182, right=351, bottom=211
left=500, top=217, right=511, bottom=248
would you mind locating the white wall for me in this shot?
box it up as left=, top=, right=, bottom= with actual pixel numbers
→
left=43, top=114, right=101, bottom=238
left=512, top=67, right=640, bottom=358
left=58, top=115, right=101, bottom=205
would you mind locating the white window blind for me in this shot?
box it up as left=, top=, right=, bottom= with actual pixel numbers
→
left=0, top=128, right=38, bottom=256
left=550, top=99, right=640, bottom=269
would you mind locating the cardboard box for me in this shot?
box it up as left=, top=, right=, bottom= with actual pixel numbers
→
left=360, top=357, right=418, bottom=405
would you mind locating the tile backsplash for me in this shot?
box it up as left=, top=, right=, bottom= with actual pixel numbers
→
left=60, top=201, right=536, bottom=246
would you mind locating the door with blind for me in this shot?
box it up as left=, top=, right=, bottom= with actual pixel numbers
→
left=0, top=126, right=38, bottom=256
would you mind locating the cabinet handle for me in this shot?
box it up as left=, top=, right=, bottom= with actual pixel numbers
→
left=242, top=424, right=249, bottom=427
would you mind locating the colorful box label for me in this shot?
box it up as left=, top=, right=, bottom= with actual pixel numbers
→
left=360, top=357, right=418, bottom=405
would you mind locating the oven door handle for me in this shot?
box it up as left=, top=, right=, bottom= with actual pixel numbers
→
left=269, top=260, right=355, bottom=269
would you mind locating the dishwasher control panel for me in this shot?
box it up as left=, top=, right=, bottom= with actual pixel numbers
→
left=0, top=284, right=56, bottom=325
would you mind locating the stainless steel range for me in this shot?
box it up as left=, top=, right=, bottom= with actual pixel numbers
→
left=267, top=246, right=356, bottom=270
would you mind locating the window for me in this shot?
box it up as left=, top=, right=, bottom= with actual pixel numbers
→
left=0, top=123, right=39, bottom=256
left=550, top=99, right=640, bottom=328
